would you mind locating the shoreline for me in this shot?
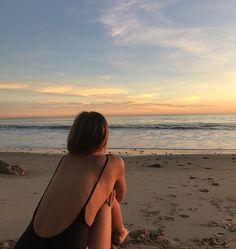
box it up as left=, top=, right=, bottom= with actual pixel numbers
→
left=1, top=146, right=236, bottom=156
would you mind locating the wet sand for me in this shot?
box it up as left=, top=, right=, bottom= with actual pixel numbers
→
left=1, top=151, right=236, bottom=248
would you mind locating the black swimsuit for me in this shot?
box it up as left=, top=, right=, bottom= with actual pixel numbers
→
left=14, top=154, right=109, bottom=249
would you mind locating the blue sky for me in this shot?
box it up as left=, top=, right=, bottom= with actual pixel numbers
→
left=0, top=0, right=236, bottom=117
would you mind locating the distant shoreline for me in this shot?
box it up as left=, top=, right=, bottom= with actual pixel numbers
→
left=0, top=147, right=236, bottom=155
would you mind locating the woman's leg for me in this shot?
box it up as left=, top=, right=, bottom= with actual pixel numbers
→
left=111, top=196, right=123, bottom=232
left=88, top=192, right=128, bottom=249
left=87, top=201, right=112, bottom=249
left=111, top=197, right=129, bottom=245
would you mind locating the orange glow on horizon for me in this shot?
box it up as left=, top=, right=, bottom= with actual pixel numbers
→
left=1, top=103, right=236, bottom=118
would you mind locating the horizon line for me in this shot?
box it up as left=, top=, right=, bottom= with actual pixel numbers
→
left=1, top=112, right=236, bottom=119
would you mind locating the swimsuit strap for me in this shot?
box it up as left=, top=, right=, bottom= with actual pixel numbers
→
left=32, top=154, right=66, bottom=219
left=83, top=154, right=109, bottom=208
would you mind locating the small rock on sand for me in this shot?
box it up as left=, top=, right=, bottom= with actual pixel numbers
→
left=0, top=240, right=16, bottom=249
left=148, top=163, right=162, bottom=168
left=179, top=214, right=189, bottom=218
left=212, top=182, right=220, bottom=186
left=0, top=160, right=26, bottom=176
left=199, top=188, right=209, bottom=193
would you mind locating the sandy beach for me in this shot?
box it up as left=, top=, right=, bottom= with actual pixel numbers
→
left=1, top=150, right=236, bottom=249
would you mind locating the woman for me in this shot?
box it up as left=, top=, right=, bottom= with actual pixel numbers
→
left=14, top=111, right=129, bottom=249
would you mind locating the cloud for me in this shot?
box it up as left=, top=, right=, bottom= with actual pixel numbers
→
left=99, top=0, right=234, bottom=54
left=176, top=95, right=201, bottom=104
left=1, top=77, right=235, bottom=117
left=90, top=75, right=112, bottom=80
left=0, top=81, right=128, bottom=98
left=0, top=82, right=30, bottom=90
left=0, top=98, right=220, bottom=118
left=34, top=84, right=127, bottom=97
left=127, top=93, right=159, bottom=103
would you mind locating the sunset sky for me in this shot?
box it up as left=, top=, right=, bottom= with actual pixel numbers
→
left=0, top=0, right=236, bottom=117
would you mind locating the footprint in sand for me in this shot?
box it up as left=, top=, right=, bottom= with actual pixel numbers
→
left=207, top=177, right=214, bottom=181
left=167, top=194, right=177, bottom=198
left=160, top=215, right=175, bottom=222
left=214, top=232, right=225, bottom=236
left=179, top=214, right=189, bottom=218
left=128, top=228, right=177, bottom=247
left=228, top=226, right=236, bottom=232
left=140, top=209, right=160, bottom=218
left=0, top=199, right=9, bottom=207
left=189, top=207, right=198, bottom=212
left=0, top=240, right=16, bottom=248
left=201, top=237, right=229, bottom=247
left=121, top=202, right=128, bottom=206
left=199, top=188, right=209, bottom=193
left=171, top=209, right=179, bottom=216
left=201, top=220, right=221, bottom=228
left=127, top=223, right=134, bottom=228
left=212, top=182, right=220, bottom=186
left=148, top=163, right=162, bottom=168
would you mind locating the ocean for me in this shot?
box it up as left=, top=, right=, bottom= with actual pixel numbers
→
left=0, top=114, right=236, bottom=150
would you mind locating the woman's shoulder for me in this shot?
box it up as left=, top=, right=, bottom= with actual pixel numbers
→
left=107, top=153, right=125, bottom=172
left=107, top=153, right=124, bottom=162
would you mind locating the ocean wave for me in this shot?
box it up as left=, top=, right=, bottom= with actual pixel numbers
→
left=0, top=125, right=71, bottom=130
left=110, top=124, right=236, bottom=130
left=1, top=123, right=236, bottom=131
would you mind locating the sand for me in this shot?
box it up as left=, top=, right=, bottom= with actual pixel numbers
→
left=1, top=150, right=236, bottom=248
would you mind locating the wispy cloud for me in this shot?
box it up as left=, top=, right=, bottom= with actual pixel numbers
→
left=99, top=0, right=233, bottom=54
left=0, top=82, right=30, bottom=90
left=90, top=75, right=112, bottom=80
left=0, top=99, right=218, bottom=118
left=35, top=84, right=126, bottom=96
left=0, top=81, right=127, bottom=97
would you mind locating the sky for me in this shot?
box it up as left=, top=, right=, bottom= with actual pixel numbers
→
left=0, top=0, right=236, bottom=117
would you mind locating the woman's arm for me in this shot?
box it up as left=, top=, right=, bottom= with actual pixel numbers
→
left=114, top=157, right=126, bottom=202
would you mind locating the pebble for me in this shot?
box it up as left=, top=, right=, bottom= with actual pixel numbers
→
left=199, top=188, right=209, bottom=192
left=148, top=164, right=162, bottom=168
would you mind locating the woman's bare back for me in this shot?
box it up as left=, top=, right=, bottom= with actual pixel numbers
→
left=33, top=153, right=122, bottom=238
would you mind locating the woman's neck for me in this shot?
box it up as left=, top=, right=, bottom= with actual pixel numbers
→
left=92, top=147, right=107, bottom=156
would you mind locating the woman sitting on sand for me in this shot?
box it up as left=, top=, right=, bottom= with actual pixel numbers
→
left=14, top=111, right=129, bottom=249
